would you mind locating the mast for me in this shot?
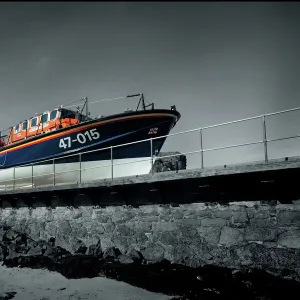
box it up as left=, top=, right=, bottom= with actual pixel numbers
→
left=85, top=97, right=88, bottom=118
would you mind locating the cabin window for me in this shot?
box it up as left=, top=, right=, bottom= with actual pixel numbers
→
left=31, top=117, right=38, bottom=127
left=22, top=121, right=28, bottom=131
left=61, top=109, right=75, bottom=119
left=14, top=124, right=20, bottom=134
left=41, top=113, right=49, bottom=124
left=50, top=110, right=57, bottom=121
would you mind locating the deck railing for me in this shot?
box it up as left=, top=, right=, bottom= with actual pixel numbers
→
left=0, top=106, right=300, bottom=191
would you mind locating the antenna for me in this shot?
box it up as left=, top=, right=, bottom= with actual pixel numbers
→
left=84, top=97, right=88, bottom=118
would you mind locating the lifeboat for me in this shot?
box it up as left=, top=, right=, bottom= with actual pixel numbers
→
left=0, top=93, right=180, bottom=189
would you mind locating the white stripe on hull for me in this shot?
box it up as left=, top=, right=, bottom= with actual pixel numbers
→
left=0, top=157, right=155, bottom=190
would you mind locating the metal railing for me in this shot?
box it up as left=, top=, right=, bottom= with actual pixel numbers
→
left=0, top=106, right=300, bottom=191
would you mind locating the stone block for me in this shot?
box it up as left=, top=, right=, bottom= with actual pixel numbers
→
left=213, top=209, right=232, bottom=220
left=127, top=222, right=152, bottom=232
left=247, top=207, right=270, bottom=219
left=159, top=232, right=178, bottom=245
left=277, top=210, right=300, bottom=226
left=197, top=227, right=221, bottom=245
left=263, top=241, right=278, bottom=249
left=249, top=218, right=274, bottom=227
left=278, top=229, right=300, bottom=249
left=71, top=223, right=88, bottom=239
left=88, top=223, right=105, bottom=236
left=173, top=211, right=184, bottom=219
left=112, top=211, right=135, bottom=223
left=153, top=222, right=177, bottom=232
left=141, top=243, right=165, bottom=263
left=179, top=219, right=202, bottom=227
left=56, top=220, right=72, bottom=235
left=231, top=210, right=248, bottom=223
left=201, top=218, right=227, bottom=227
left=103, top=222, right=115, bottom=233
left=219, top=227, right=244, bottom=247
left=244, top=227, right=277, bottom=242
left=116, top=224, right=132, bottom=236
left=92, top=213, right=110, bottom=223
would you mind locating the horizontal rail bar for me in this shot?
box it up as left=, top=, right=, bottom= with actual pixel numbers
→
left=265, top=106, right=300, bottom=117
left=2, top=133, right=300, bottom=187
left=267, top=133, right=300, bottom=143
left=202, top=140, right=263, bottom=153
left=3, top=132, right=300, bottom=187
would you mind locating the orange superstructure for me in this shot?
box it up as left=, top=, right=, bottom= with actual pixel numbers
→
left=1, top=108, right=89, bottom=147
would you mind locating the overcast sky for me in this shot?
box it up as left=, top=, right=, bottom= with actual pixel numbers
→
left=0, top=2, right=300, bottom=168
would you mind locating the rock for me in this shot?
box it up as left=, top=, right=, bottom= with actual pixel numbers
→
left=0, top=292, right=17, bottom=300
left=103, top=247, right=121, bottom=259
left=15, top=233, right=30, bottom=246
left=2, top=229, right=19, bottom=242
left=141, top=243, right=165, bottom=263
left=152, top=152, right=186, bottom=173
left=0, top=227, right=7, bottom=242
left=49, top=237, right=55, bottom=247
left=117, top=254, right=134, bottom=264
left=0, top=243, right=7, bottom=261
left=126, top=248, right=144, bottom=263
left=47, top=246, right=71, bottom=263
left=6, top=243, right=19, bottom=260
left=87, top=240, right=103, bottom=257
left=73, top=239, right=88, bottom=255
left=26, top=240, right=53, bottom=257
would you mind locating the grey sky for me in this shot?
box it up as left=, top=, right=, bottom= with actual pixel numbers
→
left=1, top=2, right=300, bottom=168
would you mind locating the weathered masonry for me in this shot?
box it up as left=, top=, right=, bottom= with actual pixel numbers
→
left=1, top=156, right=300, bottom=279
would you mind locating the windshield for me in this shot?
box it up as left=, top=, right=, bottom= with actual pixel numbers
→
left=41, top=113, right=49, bottom=123
left=50, top=110, right=57, bottom=121
left=31, top=117, right=38, bottom=127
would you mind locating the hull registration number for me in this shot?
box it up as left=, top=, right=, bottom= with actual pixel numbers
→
left=59, top=128, right=100, bottom=149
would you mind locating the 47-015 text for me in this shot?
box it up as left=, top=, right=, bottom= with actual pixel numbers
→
left=59, top=128, right=100, bottom=149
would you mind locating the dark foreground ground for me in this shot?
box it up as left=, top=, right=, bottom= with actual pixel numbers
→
left=1, top=225, right=300, bottom=300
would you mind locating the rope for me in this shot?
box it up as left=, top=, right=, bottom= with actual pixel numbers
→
left=64, top=94, right=141, bottom=108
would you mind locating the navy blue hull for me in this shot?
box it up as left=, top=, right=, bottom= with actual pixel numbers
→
left=0, top=110, right=179, bottom=169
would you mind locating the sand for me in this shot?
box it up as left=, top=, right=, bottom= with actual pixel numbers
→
left=0, top=265, right=173, bottom=300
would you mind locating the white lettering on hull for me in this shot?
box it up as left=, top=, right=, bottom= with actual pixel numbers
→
left=59, top=128, right=100, bottom=149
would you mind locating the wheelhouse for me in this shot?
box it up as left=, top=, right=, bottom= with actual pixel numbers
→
left=1, top=107, right=91, bottom=147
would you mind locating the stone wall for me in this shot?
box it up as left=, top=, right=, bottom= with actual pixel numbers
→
left=1, top=200, right=300, bottom=278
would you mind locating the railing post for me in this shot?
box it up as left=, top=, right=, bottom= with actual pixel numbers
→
left=53, top=159, right=56, bottom=186
left=199, top=128, right=204, bottom=169
left=262, top=115, right=268, bottom=163
left=111, top=146, right=113, bottom=180
left=150, top=138, right=153, bottom=174
left=13, top=167, right=15, bottom=190
left=79, top=153, right=82, bottom=183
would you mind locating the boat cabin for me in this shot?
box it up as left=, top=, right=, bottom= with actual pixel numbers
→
left=1, top=108, right=90, bottom=147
